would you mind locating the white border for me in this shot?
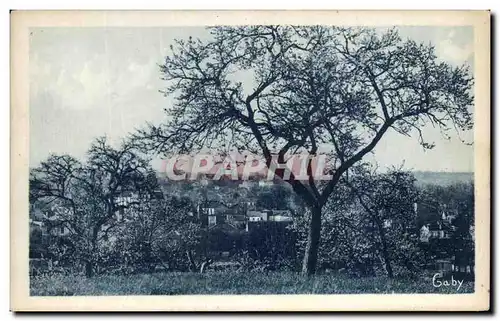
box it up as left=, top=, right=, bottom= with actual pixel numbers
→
left=7, top=9, right=492, bottom=313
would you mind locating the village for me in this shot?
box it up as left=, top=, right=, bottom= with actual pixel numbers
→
left=29, top=172, right=474, bottom=280
left=18, top=19, right=484, bottom=305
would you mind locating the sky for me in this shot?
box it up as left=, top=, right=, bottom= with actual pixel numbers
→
left=29, top=26, right=475, bottom=172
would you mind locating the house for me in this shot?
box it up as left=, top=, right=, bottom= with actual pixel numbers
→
left=416, top=201, right=457, bottom=242
left=268, top=210, right=292, bottom=222
left=247, top=210, right=269, bottom=222
left=225, top=213, right=246, bottom=230
left=29, top=205, right=73, bottom=259
left=198, top=199, right=245, bottom=230
left=452, top=254, right=474, bottom=274
left=30, top=205, right=72, bottom=237
left=416, top=202, right=474, bottom=277
left=197, top=193, right=294, bottom=233
left=245, top=209, right=292, bottom=223
left=115, top=191, right=139, bottom=207
left=206, top=211, right=228, bottom=229
left=268, top=215, right=293, bottom=222
left=114, top=191, right=141, bottom=222
left=430, top=221, right=454, bottom=239
left=431, top=259, right=453, bottom=273
left=420, top=213, right=456, bottom=241
left=245, top=209, right=292, bottom=231
left=245, top=210, right=268, bottom=231
left=426, top=255, right=474, bottom=276
left=420, top=224, right=431, bottom=243
left=245, top=200, right=257, bottom=211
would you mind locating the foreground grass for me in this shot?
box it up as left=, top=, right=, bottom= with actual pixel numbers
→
left=30, top=272, right=474, bottom=296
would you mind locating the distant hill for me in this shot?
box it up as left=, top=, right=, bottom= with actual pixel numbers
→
left=412, top=171, right=473, bottom=187
left=157, top=170, right=474, bottom=188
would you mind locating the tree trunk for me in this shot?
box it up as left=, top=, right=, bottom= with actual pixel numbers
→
left=302, top=206, right=322, bottom=276
left=186, top=250, right=198, bottom=272
left=375, top=220, right=393, bottom=278
left=86, top=227, right=99, bottom=278
left=85, top=261, right=93, bottom=278
left=380, top=244, right=393, bottom=278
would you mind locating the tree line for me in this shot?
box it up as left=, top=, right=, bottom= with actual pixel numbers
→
left=132, top=26, right=473, bottom=275
left=29, top=137, right=474, bottom=278
left=30, top=25, right=474, bottom=277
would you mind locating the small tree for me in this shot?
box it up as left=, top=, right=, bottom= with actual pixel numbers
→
left=348, top=168, right=420, bottom=277
left=256, top=183, right=293, bottom=210
left=30, top=137, right=156, bottom=277
left=135, top=26, right=473, bottom=275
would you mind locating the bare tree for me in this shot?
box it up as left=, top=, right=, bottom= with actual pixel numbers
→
left=348, top=168, right=420, bottom=278
left=30, top=137, right=155, bottom=277
left=134, top=26, right=473, bottom=275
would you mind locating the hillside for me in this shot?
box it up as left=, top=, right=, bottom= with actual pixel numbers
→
left=157, top=170, right=474, bottom=188
left=412, top=171, right=473, bottom=187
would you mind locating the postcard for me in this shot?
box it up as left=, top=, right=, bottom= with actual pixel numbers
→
left=10, top=10, right=490, bottom=311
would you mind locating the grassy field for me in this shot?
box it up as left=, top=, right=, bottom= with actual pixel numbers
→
left=30, top=272, right=474, bottom=296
